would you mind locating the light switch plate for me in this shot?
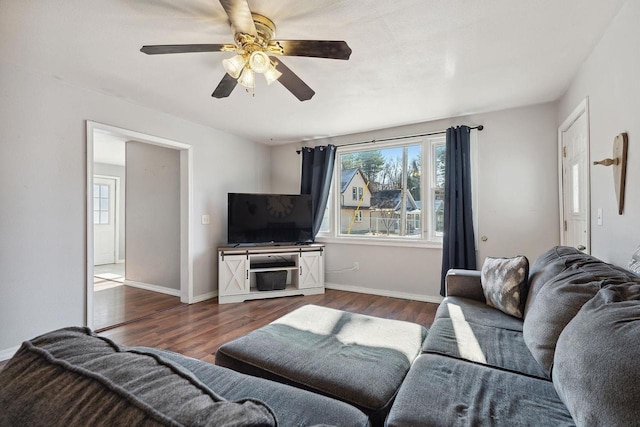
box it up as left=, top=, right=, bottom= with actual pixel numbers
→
left=597, top=208, right=603, bottom=226
left=202, top=214, right=210, bottom=225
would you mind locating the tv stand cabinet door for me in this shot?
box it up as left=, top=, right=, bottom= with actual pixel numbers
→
left=219, top=254, right=249, bottom=296
left=298, top=251, right=323, bottom=289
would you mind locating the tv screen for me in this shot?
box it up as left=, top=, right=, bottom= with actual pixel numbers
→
left=228, top=193, right=314, bottom=245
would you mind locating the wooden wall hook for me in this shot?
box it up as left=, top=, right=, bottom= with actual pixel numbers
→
left=593, top=133, right=628, bottom=214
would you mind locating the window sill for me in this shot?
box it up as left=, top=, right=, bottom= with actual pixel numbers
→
left=315, top=236, right=443, bottom=249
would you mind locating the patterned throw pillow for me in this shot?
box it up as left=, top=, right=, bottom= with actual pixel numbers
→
left=629, top=245, right=640, bottom=276
left=481, top=256, right=530, bottom=318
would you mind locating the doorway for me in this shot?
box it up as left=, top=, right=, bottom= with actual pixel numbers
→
left=558, top=99, right=590, bottom=253
left=86, top=121, right=193, bottom=330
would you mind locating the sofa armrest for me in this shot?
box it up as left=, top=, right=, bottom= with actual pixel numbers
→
left=445, top=269, right=486, bottom=302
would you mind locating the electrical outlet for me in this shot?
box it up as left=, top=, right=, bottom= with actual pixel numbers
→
left=354, top=261, right=360, bottom=271
left=201, top=214, right=210, bottom=225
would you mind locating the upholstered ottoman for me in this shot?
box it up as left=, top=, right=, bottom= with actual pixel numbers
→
left=215, top=304, right=427, bottom=426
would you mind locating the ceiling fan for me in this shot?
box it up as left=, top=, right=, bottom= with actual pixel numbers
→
left=140, top=0, right=352, bottom=101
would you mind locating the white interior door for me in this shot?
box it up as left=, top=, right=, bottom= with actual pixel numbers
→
left=94, top=176, right=116, bottom=265
left=560, top=109, right=590, bottom=253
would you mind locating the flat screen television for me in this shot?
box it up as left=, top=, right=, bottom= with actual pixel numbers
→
left=227, top=193, right=314, bottom=245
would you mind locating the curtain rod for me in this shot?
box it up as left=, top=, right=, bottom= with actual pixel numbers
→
left=296, top=125, right=483, bottom=153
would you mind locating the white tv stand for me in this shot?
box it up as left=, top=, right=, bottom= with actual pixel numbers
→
left=217, top=244, right=325, bottom=304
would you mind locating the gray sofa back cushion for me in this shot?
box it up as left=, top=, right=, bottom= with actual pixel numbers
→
left=522, top=266, right=604, bottom=376
left=553, top=284, right=640, bottom=426
left=525, top=246, right=588, bottom=318
left=523, top=252, right=640, bottom=377
left=0, top=327, right=276, bottom=427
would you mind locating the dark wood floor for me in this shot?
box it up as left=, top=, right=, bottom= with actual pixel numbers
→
left=100, top=289, right=438, bottom=365
left=0, top=290, right=437, bottom=370
left=93, top=284, right=183, bottom=331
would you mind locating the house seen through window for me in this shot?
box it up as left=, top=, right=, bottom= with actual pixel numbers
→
left=319, top=136, right=446, bottom=242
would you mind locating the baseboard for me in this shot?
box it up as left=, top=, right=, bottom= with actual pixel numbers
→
left=0, top=345, right=20, bottom=362
left=190, top=291, right=217, bottom=304
left=325, top=282, right=444, bottom=304
left=116, top=259, right=125, bottom=264
left=124, top=280, right=181, bottom=297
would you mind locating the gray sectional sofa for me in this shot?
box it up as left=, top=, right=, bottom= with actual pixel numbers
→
left=1, top=246, right=639, bottom=426
left=387, top=246, right=640, bottom=426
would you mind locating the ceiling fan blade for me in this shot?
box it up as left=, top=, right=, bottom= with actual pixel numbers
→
left=219, top=0, right=257, bottom=37
left=141, top=44, right=230, bottom=55
left=212, top=73, right=238, bottom=98
left=274, top=60, right=315, bottom=102
left=272, top=40, right=352, bottom=60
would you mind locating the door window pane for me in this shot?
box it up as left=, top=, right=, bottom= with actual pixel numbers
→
left=572, top=163, right=580, bottom=214
left=93, top=183, right=110, bottom=224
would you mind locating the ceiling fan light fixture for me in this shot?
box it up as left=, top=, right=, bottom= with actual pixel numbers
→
left=263, top=62, right=282, bottom=85
left=248, top=51, right=271, bottom=74
left=222, top=54, right=247, bottom=79
left=238, top=67, right=255, bottom=88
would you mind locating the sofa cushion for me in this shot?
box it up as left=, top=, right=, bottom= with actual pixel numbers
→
left=525, top=246, right=638, bottom=317
left=524, top=246, right=586, bottom=317
left=0, top=327, right=276, bottom=427
left=523, top=259, right=638, bottom=377
left=386, top=353, right=575, bottom=427
left=423, top=317, right=548, bottom=379
left=436, top=296, right=524, bottom=332
left=481, top=256, right=529, bottom=318
left=137, top=347, right=370, bottom=427
left=553, top=284, right=640, bottom=427
left=216, top=304, right=426, bottom=426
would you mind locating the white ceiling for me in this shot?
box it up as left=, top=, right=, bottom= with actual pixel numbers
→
left=1, top=0, right=625, bottom=145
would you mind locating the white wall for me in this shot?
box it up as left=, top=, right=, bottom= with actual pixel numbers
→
left=271, top=102, right=560, bottom=301
left=126, top=142, right=180, bottom=290
left=0, top=61, right=270, bottom=353
left=558, top=0, right=640, bottom=267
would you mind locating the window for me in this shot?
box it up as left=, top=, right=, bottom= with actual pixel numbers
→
left=93, top=184, right=110, bottom=224
left=319, top=136, right=446, bottom=243
left=432, top=143, right=446, bottom=235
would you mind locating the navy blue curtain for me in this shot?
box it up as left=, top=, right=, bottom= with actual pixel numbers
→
left=440, top=126, right=477, bottom=296
left=300, top=145, right=336, bottom=238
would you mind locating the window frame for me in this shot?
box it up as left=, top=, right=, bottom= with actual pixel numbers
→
left=429, top=136, right=446, bottom=241
left=317, top=137, right=447, bottom=247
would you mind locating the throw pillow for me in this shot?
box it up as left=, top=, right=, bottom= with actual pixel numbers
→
left=481, top=256, right=529, bottom=318
left=629, top=245, right=640, bottom=275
